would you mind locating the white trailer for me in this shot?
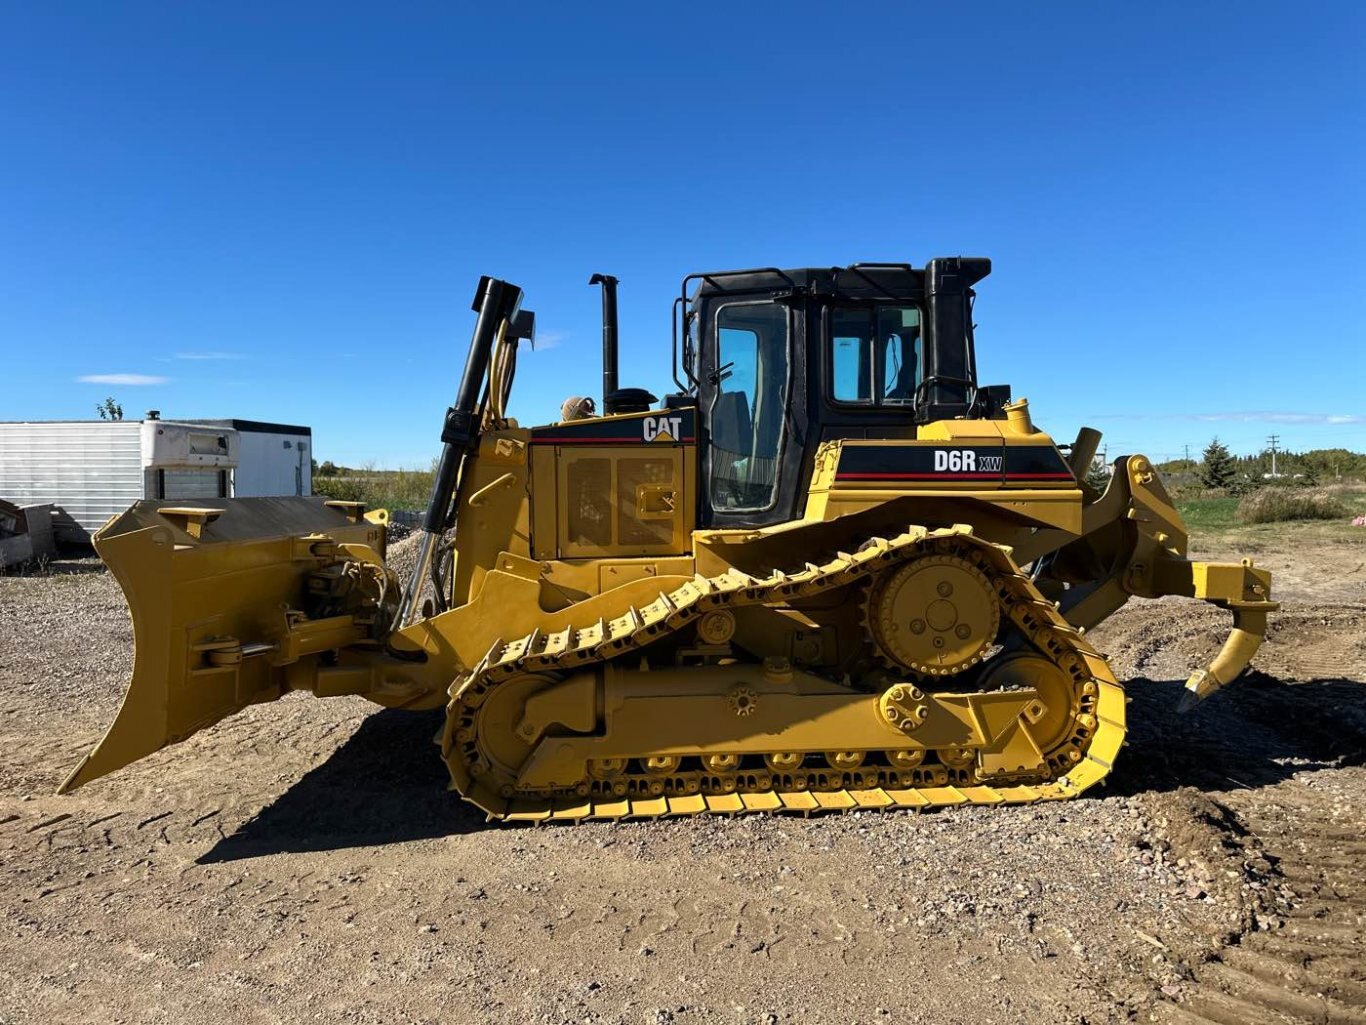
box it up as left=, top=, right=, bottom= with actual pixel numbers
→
left=0, top=415, right=311, bottom=542
left=186, top=419, right=311, bottom=499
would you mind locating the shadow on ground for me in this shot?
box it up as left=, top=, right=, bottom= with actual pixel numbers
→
left=199, top=709, right=487, bottom=862
left=3, top=552, right=106, bottom=577
left=201, top=670, right=1366, bottom=861
left=1111, top=672, right=1366, bottom=797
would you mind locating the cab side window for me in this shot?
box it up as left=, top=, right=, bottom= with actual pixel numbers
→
left=830, top=305, right=921, bottom=406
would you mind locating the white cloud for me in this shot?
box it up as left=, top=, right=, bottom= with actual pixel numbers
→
left=77, top=373, right=169, bottom=386
left=1093, top=411, right=1366, bottom=425
left=1188, top=412, right=1366, bottom=425
left=525, top=331, right=564, bottom=351
left=174, top=351, right=243, bottom=361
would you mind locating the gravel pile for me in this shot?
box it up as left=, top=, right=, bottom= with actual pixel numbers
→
left=385, top=530, right=426, bottom=580
left=385, top=521, right=417, bottom=544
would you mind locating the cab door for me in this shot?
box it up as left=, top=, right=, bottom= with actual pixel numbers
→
left=702, top=299, right=805, bottom=528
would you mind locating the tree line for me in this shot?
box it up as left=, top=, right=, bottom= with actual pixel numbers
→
left=1156, top=443, right=1366, bottom=489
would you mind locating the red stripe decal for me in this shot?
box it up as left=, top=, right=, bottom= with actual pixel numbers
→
left=528, top=436, right=696, bottom=445
left=835, top=472, right=1074, bottom=481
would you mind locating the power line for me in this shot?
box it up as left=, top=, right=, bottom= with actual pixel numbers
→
left=1266, top=434, right=1280, bottom=477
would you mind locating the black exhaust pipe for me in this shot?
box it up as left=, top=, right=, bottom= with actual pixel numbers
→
left=590, top=273, right=620, bottom=413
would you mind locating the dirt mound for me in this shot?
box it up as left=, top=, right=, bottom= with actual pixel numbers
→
left=1093, top=599, right=1366, bottom=686
left=1090, top=594, right=1366, bottom=1023
left=381, top=530, right=453, bottom=614
left=1150, top=775, right=1366, bottom=1024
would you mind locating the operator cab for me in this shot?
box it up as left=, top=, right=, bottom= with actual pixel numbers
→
left=676, top=259, right=1001, bottom=528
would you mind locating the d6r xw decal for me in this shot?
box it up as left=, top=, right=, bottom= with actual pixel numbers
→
left=934, top=449, right=1002, bottom=473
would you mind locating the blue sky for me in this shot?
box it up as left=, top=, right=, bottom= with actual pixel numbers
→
left=2, top=2, right=1362, bottom=466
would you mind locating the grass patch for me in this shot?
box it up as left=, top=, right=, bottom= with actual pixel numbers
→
left=1236, top=489, right=1349, bottom=524
left=1175, top=484, right=1366, bottom=546
left=314, top=467, right=433, bottom=513
left=1175, top=496, right=1240, bottom=534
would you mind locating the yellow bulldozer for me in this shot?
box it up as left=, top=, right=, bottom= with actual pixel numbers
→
left=63, top=260, right=1276, bottom=821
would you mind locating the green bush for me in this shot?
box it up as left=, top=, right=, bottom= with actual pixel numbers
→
left=1235, top=488, right=1349, bottom=524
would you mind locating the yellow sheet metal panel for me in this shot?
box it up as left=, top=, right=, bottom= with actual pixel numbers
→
left=529, top=443, right=558, bottom=560
left=556, top=446, right=687, bottom=558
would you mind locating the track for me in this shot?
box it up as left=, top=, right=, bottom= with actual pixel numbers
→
left=440, top=526, right=1127, bottom=822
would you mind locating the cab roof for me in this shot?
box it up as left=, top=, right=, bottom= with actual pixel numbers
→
left=687, top=259, right=989, bottom=304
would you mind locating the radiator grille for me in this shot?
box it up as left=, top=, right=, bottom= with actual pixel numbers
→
left=566, top=457, right=612, bottom=548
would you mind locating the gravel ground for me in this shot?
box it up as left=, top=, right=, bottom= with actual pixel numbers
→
left=0, top=536, right=1362, bottom=1025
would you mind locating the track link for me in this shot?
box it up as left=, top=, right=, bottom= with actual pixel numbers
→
left=440, top=525, right=1127, bottom=822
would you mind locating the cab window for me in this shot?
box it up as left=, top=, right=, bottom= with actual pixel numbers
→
left=709, top=302, right=789, bottom=511
left=830, top=305, right=921, bottom=406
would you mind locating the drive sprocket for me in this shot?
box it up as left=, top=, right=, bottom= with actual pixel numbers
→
left=866, top=553, right=999, bottom=676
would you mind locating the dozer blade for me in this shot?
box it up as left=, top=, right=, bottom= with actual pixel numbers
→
left=59, top=498, right=387, bottom=794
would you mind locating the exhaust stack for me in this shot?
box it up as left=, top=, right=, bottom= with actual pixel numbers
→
left=590, top=273, right=621, bottom=413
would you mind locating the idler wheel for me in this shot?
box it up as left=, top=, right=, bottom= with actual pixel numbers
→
left=977, top=653, right=1079, bottom=752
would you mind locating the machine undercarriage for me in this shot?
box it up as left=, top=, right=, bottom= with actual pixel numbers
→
left=443, top=526, right=1125, bottom=820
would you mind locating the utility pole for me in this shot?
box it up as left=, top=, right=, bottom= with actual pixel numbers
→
left=1266, top=434, right=1280, bottom=477
left=1184, top=443, right=1190, bottom=468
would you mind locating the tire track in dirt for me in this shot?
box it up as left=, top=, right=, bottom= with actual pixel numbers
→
left=1154, top=773, right=1366, bottom=1025
left=1087, top=587, right=1366, bottom=1025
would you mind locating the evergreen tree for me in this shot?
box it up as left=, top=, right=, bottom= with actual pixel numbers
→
left=1085, top=458, right=1112, bottom=493
left=1199, top=437, right=1236, bottom=489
